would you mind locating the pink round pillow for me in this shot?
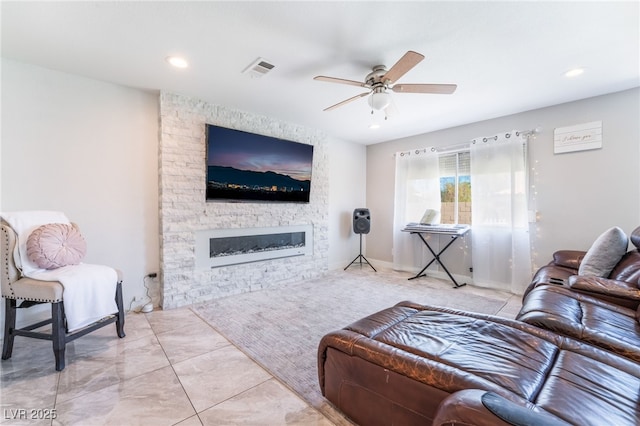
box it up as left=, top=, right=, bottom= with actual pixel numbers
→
left=26, top=223, right=87, bottom=269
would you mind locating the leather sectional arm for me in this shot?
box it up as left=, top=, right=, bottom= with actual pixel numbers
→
left=432, top=389, right=570, bottom=426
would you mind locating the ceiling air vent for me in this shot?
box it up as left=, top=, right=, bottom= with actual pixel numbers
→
left=243, top=58, right=275, bottom=78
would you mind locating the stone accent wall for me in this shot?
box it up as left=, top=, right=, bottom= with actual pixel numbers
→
left=158, top=92, right=329, bottom=309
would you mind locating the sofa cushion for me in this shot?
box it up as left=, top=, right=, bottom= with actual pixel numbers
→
left=517, top=285, right=640, bottom=362
left=26, top=223, right=86, bottom=269
left=609, top=251, right=640, bottom=285
left=578, top=227, right=628, bottom=277
left=631, top=226, right=640, bottom=249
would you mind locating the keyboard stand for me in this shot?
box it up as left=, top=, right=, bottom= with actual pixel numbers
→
left=403, top=225, right=470, bottom=288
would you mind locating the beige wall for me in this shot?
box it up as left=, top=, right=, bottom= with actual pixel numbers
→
left=366, top=88, right=640, bottom=278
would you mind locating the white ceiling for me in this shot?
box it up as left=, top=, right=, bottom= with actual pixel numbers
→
left=2, top=1, right=638, bottom=145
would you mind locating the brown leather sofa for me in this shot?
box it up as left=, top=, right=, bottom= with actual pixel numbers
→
left=318, top=301, right=640, bottom=426
left=516, top=226, right=640, bottom=361
left=522, top=226, right=640, bottom=309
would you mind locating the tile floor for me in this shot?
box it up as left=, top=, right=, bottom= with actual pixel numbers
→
left=0, top=270, right=522, bottom=426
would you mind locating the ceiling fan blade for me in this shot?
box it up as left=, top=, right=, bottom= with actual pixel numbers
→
left=314, top=76, right=367, bottom=88
left=382, top=51, right=425, bottom=84
left=323, top=92, right=370, bottom=111
left=392, top=83, right=457, bottom=94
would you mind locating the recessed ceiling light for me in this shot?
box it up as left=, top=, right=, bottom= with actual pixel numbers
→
left=166, top=56, right=189, bottom=69
left=564, top=68, right=585, bottom=78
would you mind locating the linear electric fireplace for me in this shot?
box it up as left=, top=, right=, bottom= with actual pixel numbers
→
left=195, top=225, right=313, bottom=268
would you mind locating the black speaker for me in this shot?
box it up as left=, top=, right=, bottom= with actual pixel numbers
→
left=353, top=208, right=371, bottom=234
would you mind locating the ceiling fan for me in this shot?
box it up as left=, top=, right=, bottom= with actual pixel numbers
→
left=314, top=51, right=457, bottom=114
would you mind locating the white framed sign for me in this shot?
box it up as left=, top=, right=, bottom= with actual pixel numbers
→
left=553, top=121, right=602, bottom=154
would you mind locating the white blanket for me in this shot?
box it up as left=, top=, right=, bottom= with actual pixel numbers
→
left=1, top=211, right=119, bottom=332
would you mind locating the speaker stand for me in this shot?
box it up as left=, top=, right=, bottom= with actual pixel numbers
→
left=344, top=234, right=377, bottom=272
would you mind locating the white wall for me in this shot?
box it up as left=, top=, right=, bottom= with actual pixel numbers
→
left=328, top=138, right=367, bottom=270
left=1, top=59, right=160, bottom=322
left=366, top=88, right=640, bottom=280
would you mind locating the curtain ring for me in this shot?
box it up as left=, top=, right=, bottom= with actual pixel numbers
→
left=482, top=137, right=488, bottom=142
left=430, top=147, right=437, bottom=152
left=505, top=133, right=511, bottom=138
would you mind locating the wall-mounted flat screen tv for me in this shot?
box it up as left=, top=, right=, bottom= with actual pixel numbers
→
left=206, top=124, right=314, bottom=203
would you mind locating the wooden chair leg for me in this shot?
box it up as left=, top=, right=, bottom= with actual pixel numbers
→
left=2, top=298, right=17, bottom=360
left=51, top=301, right=66, bottom=371
left=115, top=281, right=126, bottom=339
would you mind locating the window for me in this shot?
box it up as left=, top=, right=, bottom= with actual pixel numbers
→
left=439, top=151, right=471, bottom=224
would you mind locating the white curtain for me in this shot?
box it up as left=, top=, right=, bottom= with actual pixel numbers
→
left=393, top=148, right=441, bottom=271
left=470, top=131, right=532, bottom=294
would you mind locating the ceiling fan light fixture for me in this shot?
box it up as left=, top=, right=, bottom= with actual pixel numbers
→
left=368, top=91, right=391, bottom=110
left=315, top=50, right=456, bottom=114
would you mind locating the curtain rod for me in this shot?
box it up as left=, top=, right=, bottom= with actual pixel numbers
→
left=394, top=127, right=542, bottom=157
left=470, top=127, right=542, bottom=144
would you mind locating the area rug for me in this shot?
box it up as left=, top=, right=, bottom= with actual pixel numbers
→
left=192, top=268, right=507, bottom=425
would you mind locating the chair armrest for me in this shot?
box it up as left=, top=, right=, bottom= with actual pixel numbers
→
left=432, top=389, right=570, bottom=426
left=552, top=250, right=586, bottom=270
left=568, top=275, right=640, bottom=301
